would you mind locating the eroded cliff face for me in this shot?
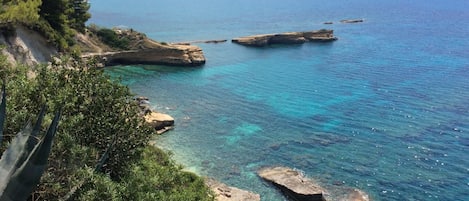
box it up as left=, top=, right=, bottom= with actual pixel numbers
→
left=87, top=44, right=206, bottom=67
left=0, top=26, right=58, bottom=66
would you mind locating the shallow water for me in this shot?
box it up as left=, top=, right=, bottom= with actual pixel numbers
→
left=92, top=0, right=469, bottom=200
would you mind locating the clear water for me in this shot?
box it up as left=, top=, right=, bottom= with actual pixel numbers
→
left=89, top=0, right=469, bottom=200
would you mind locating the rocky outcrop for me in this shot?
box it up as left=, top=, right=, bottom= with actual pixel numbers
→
left=258, top=167, right=327, bottom=201
left=232, top=30, right=337, bottom=47
left=340, top=19, right=364, bottom=23
left=0, top=25, right=57, bottom=66
left=144, top=112, right=175, bottom=134
left=79, top=28, right=206, bottom=67
left=258, top=166, right=371, bottom=201
left=205, top=178, right=260, bottom=201
left=135, top=96, right=175, bottom=134
left=84, top=44, right=205, bottom=67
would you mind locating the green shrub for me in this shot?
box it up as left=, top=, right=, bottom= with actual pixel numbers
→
left=96, top=28, right=130, bottom=50
left=119, top=146, right=214, bottom=201
left=0, top=56, right=213, bottom=200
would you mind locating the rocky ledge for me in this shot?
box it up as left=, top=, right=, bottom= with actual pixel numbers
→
left=78, top=28, right=206, bottom=67
left=136, top=96, right=175, bottom=134
left=258, top=167, right=327, bottom=201
left=258, top=166, right=371, bottom=201
left=83, top=44, right=205, bottom=67
left=232, top=29, right=337, bottom=47
left=205, top=178, right=260, bottom=201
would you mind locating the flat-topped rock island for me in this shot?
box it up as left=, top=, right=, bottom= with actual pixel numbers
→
left=232, top=29, right=337, bottom=47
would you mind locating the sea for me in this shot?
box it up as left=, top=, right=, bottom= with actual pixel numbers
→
left=88, top=0, right=469, bottom=200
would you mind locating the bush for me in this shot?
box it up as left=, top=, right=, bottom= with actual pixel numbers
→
left=0, top=56, right=213, bottom=200
left=96, top=28, right=130, bottom=50
left=119, top=146, right=214, bottom=201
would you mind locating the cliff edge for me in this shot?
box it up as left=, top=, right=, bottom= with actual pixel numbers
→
left=78, top=28, right=206, bottom=67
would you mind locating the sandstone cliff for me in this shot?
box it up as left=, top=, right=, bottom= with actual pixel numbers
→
left=78, top=28, right=206, bottom=67
left=232, top=29, right=337, bottom=47
left=0, top=25, right=58, bottom=66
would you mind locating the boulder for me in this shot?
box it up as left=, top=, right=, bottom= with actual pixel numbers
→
left=144, top=112, right=175, bottom=134
left=258, top=167, right=326, bottom=201
left=232, top=30, right=337, bottom=47
left=205, top=178, right=260, bottom=201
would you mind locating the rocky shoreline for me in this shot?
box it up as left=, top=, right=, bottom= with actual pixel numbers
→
left=232, top=29, right=337, bottom=47
left=82, top=44, right=205, bottom=67
left=78, top=28, right=206, bottom=67
left=2, top=24, right=373, bottom=201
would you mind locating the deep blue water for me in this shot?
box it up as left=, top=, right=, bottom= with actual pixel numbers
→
left=89, top=0, right=469, bottom=200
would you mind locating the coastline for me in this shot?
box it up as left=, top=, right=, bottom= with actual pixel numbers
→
left=92, top=0, right=469, bottom=200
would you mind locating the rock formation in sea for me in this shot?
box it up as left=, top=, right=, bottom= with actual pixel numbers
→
left=232, top=29, right=337, bottom=47
left=135, top=96, right=175, bottom=134
left=258, top=166, right=371, bottom=201
left=205, top=178, right=261, bottom=201
left=258, top=167, right=327, bottom=201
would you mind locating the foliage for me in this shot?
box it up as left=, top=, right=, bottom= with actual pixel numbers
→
left=69, top=0, right=91, bottom=32
left=73, top=147, right=214, bottom=201
left=0, top=0, right=42, bottom=24
left=96, top=28, right=130, bottom=50
left=0, top=56, right=213, bottom=200
left=119, top=146, right=214, bottom=201
left=0, top=0, right=90, bottom=51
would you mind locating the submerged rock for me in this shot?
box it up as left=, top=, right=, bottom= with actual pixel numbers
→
left=205, top=178, right=261, bottom=201
left=258, top=167, right=327, bottom=201
left=232, top=30, right=337, bottom=47
left=340, top=188, right=370, bottom=201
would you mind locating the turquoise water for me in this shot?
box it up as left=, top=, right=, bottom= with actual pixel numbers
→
left=90, top=0, right=469, bottom=200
